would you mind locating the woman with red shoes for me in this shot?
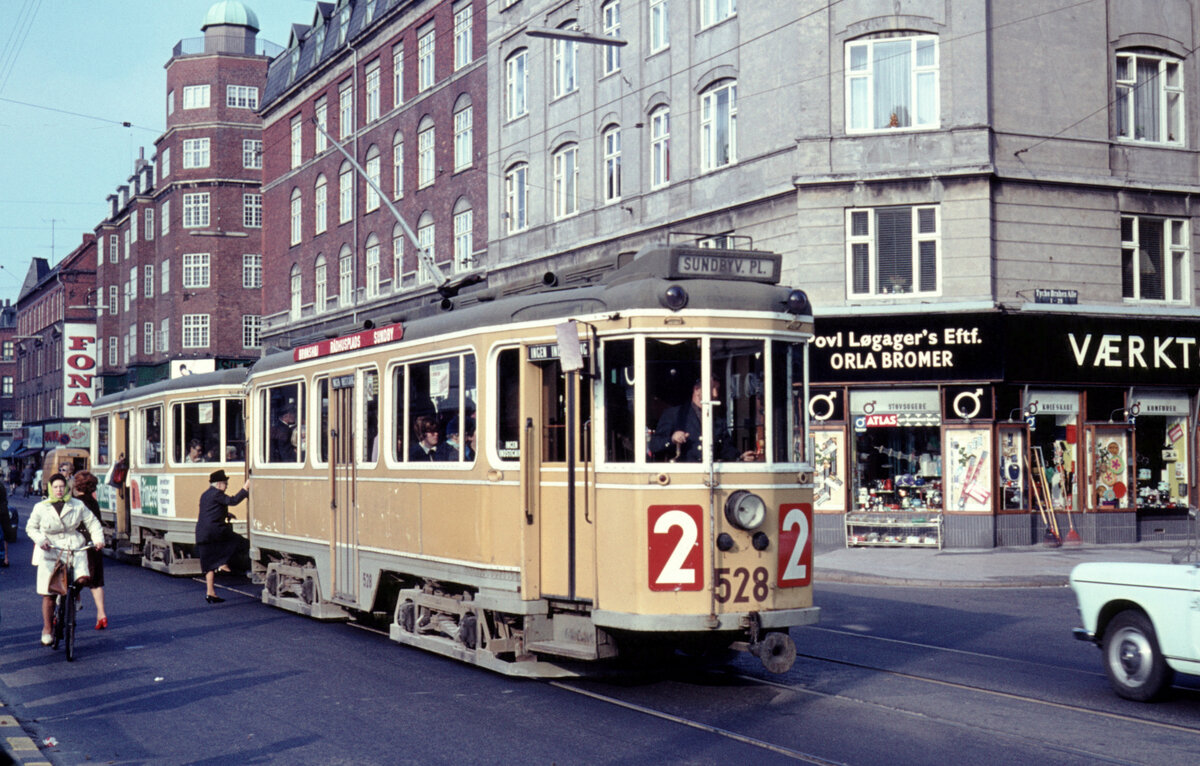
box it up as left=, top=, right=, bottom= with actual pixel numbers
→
left=72, top=471, right=110, bottom=630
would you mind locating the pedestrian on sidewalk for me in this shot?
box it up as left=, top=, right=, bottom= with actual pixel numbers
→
left=72, top=471, right=109, bottom=630
left=196, top=470, right=250, bottom=604
left=20, top=463, right=32, bottom=498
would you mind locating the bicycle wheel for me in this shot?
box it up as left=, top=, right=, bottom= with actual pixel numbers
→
left=64, top=587, right=77, bottom=662
left=52, top=595, right=64, bottom=650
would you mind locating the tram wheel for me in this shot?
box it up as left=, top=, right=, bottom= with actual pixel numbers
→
left=399, top=601, right=415, bottom=633
left=301, top=577, right=315, bottom=605
left=459, top=612, right=478, bottom=650
left=265, top=570, right=278, bottom=597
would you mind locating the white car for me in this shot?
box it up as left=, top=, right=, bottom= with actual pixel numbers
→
left=1070, top=561, right=1200, bottom=701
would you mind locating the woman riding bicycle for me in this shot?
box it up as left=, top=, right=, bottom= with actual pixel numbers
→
left=26, top=473, right=104, bottom=646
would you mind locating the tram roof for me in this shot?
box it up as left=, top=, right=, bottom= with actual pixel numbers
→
left=93, top=366, right=249, bottom=408
left=251, top=243, right=809, bottom=377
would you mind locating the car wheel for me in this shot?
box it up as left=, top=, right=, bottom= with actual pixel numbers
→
left=1102, top=610, right=1174, bottom=701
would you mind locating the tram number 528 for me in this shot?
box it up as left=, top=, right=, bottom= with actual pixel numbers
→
left=647, top=503, right=813, bottom=595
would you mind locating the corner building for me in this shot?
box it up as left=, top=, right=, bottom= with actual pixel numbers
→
left=259, top=0, right=486, bottom=346
left=96, top=3, right=275, bottom=392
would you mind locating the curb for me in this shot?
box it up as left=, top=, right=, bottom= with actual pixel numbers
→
left=816, top=570, right=1070, bottom=588
left=0, top=704, right=50, bottom=766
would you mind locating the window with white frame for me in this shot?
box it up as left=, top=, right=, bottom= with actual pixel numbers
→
left=292, top=115, right=304, bottom=168
left=339, top=79, right=353, bottom=138
left=454, top=4, right=472, bottom=70
left=315, top=255, right=327, bottom=313
left=226, top=85, right=259, bottom=109
left=651, top=106, right=670, bottom=187
left=127, top=267, right=135, bottom=308
left=145, top=208, right=155, bottom=240
left=182, top=85, right=210, bottom=109
left=183, top=138, right=210, bottom=169
left=243, top=254, right=262, bottom=289
left=701, top=81, right=737, bottom=171
left=454, top=105, right=472, bottom=171
left=392, top=133, right=404, bottom=197
left=108, top=336, right=117, bottom=367
left=315, top=96, right=328, bottom=152
left=158, top=318, right=169, bottom=353
left=553, top=25, right=578, bottom=98
left=182, top=314, right=210, bottom=348
left=393, top=225, right=405, bottom=288
left=244, top=193, right=263, bottom=228
left=183, top=253, right=211, bottom=289
left=701, top=0, right=736, bottom=28
left=553, top=144, right=579, bottom=219
left=315, top=175, right=328, bottom=233
left=366, top=147, right=381, bottom=212
left=454, top=208, right=473, bottom=272
left=418, top=218, right=436, bottom=283
left=290, top=266, right=302, bottom=320
left=167, top=89, right=175, bottom=115
left=505, top=163, right=528, bottom=233
left=144, top=265, right=154, bottom=298
left=144, top=322, right=154, bottom=355
left=244, top=139, right=262, bottom=169
left=393, top=44, right=404, bottom=107
left=290, top=188, right=303, bottom=244
left=419, top=26, right=435, bottom=91
left=602, top=2, right=621, bottom=75
left=161, top=200, right=170, bottom=235
left=160, top=146, right=170, bottom=178
left=123, top=230, right=129, bottom=260
left=1122, top=215, right=1190, bottom=302
left=846, top=35, right=939, bottom=133
left=366, top=236, right=381, bottom=298
left=365, top=60, right=381, bottom=122
left=243, top=315, right=262, bottom=349
left=125, top=327, right=134, bottom=364
left=418, top=122, right=435, bottom=188
left=109, top=285, right=118, bottom=315
left=109, top=235, right=118, bottom=263
left=339, top=247, right=355, bottom=308
left=650, top=0, right=669, bottom=52
left=847, top=205, right=940, bottom=297
left=339, top=162, right=354, bottom=222
left=131, top=211, right=138, bottom=244
left=182, top=193, right=209, bottom=228
left=161, top=259, right=170, bottom=294
left=506, top=49, right=528, bottom=120
left=337, top=4, right=350, bottom=44
left=1116, top=51, right=1184, bottom=145
left=603, top=126, right=621, bottom=203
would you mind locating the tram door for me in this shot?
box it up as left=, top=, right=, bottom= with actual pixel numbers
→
left=114, top=411, right=132, bottom=543
left=523, top=353, right=595, bottom=602
left=328, top=373, right=358, bottom=605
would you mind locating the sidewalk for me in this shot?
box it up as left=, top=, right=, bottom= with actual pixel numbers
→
left=815, top=539, right=1198, bottom=587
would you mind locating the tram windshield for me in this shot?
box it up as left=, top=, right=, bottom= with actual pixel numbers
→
left=173, top=399, right=245, bottom=463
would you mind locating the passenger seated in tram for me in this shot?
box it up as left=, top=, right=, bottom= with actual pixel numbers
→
left=270, top=406, right=297, bottom=462
left=409, top=416, right=456, bottom=462
left=649, top=379, right=757, bottom=463
left=185, top=439, right=205, bottom=463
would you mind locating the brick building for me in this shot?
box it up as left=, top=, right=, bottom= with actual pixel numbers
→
left=95, top=1, right=279, bottom=392
left=259, top=0, right=486, bottom=346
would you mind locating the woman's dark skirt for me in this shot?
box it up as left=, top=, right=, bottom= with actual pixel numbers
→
left=196, top=527, right=249, bottom=574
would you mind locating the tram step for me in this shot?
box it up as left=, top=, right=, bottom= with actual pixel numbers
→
left=524, top=639, right=601, bottom=661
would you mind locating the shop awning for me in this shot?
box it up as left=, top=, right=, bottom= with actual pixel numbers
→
left=14, top=448, right=40, bottom=459
left=0, top=439, right=23, bottom=459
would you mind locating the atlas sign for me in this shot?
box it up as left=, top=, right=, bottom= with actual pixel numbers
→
left=62, top=323, right=98, bottom=418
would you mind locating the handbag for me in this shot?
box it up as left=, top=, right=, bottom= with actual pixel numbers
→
left=48, top=558, right=68, bottom=596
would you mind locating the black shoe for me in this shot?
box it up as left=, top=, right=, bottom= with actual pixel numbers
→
left=205, top=595, right=225, bottom=604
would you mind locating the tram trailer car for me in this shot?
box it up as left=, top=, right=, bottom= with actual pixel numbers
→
left=248, top=241, right=818, bottom=677
left=91, top=368, right=249, bottom=573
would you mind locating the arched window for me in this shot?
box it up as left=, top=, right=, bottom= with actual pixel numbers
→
left=700, top=80, right=736, bottom=171
left=289, top=265, right=302, bottom=320
left=314, top=255, right=327, bottom=314
left=453, top=95, right=473, bottom=172
left=552, top=143, right=579, bottom=219
left=602, top=125, right=621, bottom=203
left=1116, top=49, right=1184, bottom=145
left=553, top=21, right=578, bottom=97
left=418, top=116, right=435, bottom=188
left=453, top=197, right=473, bottom=273
left=505, top=162, right=528, bottom=233
left=505, top=48, right=528, bottom=120
left=845, top=34, right=938, bottom=133
left=650, top=106, right=670, bottom=188
left=417, top=211, right=435, bottom=284
left=290, top=188, right=302, bottom=245
left=365, top=144, right=381, bottom=212
left=339, top=245, right=355, bottom=308
left=365, top=233, right=381, bottom=298
left=392, top=223, right=405, bottom=290
left=392, top=131, right=404, bottom=198
left=339, top=161, right=354, bottom=223
left=314, top=174, right=328, bottom=234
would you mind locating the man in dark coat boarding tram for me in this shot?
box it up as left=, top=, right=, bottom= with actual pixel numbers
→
left=196, top=470, right=250, bottom=604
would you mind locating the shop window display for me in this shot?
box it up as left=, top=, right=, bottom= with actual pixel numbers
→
left=1132, top=414, right=1189, bottom=511
left=852, top=426, right=942, bottom=512
left=1025, top=392, right=1081, bottom=514
left=1089, top=427, right=1130, bottom=509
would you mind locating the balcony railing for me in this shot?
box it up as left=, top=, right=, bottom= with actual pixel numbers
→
left=172, top=36, right=284, bottom=59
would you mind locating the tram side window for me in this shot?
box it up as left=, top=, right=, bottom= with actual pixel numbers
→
left=174, top=400, right=222, bottom=463
left=444, top=355, right=477, bottom=462
left=646, top=338, right=701, bottom=462
left=225, top=399, right=245, bottom=462
left=713, top=339, right=765, bottom=461
left=95, top=416, right=110, bottom=466
left=142, top=406, right=163, bottom=465
left=362, top=368, right=379, bottom=462
left=604, top=339, right=636, bottom=462
left=774, top=341, right=804, bottom=463
left=318, top=377, right=330, bottom=464
left=391, top=368, right=404, bottom=461
left=496, top=349, right=521, bottom=461
left=264, top=383, right=305, bottom=464
left=406, top=356, right=460, bottom=462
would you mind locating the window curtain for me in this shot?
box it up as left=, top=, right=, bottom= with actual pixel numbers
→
left=874, top=40, right=911, bottom=128
left=1134, top=59, right=1160, bottom=141
left=1139, top=218, right=1164, bottom=300
left=876, top=208, right=912, bottom=293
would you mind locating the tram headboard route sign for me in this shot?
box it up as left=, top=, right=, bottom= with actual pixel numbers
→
left=294, top=322, right=405, bottom=362
left=670, top=249, right=781, bottom=283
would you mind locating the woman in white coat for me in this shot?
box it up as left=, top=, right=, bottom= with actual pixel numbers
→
left=26, top=472, right=104, bottom=646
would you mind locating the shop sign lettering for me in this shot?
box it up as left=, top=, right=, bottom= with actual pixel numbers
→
left=814, top=327, right=982, bottom=372
left=864, top=414, right=898, bottom=427
left=62, top=323, right=98, bottom=418
left=1066, top=333, right=1199, bottom=370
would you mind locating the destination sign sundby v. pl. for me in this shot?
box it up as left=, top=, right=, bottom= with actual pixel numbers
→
left=669, top=250, right=781, bottom=283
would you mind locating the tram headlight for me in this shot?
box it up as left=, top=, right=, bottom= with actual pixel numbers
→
left=724, top=490, right=767, bottom=531
left=786, top=289, right=811, bottom=315
left=662, top=284, right=689, bottom=311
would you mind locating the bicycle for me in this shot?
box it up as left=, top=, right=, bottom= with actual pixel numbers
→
left=47, top=543, right=94, bottom=662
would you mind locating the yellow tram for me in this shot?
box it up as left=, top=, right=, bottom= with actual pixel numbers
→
left=247, top=240, right=818, bottom=676
left=90, top=368, right=249, bottom=574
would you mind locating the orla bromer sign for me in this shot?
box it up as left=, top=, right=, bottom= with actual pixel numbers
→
left=62, top=323, right=98, bottom=418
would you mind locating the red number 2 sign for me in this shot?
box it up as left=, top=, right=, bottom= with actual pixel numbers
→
left=647, top=505, right=704, bottom=591
left=777, top=503, right=813, bottom=588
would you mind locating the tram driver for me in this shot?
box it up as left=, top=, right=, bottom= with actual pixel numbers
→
left=649, top=378, right=757, bottom=463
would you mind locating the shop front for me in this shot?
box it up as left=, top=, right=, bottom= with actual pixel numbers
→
left=811, top=310, right=1200, bottom=548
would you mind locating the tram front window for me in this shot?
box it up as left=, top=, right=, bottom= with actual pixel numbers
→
left=264, top=383, right=305, bottom=464
left=174, top=400, right=221, bottom=463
